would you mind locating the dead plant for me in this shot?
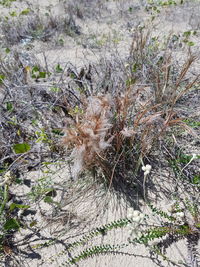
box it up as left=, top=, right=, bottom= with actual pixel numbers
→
left=62, top=83, right=194, bottom=184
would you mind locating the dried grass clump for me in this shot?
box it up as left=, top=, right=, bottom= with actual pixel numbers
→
left=63, top=85, right=191, bottom=181
left=1, top=12, right=80, bottom=46
left=129, top=26, right=200, bottom=104
left=62, top=28, right=199, bottom=183
left=63, top=94, right=114, bottom=178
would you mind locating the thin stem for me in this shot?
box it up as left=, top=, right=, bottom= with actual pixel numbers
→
left=0, top=184, right=9, bottom=217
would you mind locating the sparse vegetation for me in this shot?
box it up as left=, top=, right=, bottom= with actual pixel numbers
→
left=0, top=0, right=200, bottom=266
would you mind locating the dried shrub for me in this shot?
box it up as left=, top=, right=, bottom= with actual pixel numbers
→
left=63, top=84, right=192, bottom=182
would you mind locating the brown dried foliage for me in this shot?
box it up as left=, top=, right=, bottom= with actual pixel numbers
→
left=63, top=84, right=194, bottom=181
left=63, top=28, right=199, bottom=182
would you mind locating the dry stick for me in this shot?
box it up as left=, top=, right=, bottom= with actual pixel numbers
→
left=108, top=148, right=124, bottom=191
left=7, top=152, right=30, bottom=171
left=143, top=172, right=149, bottom=202
left=0, top=79, right=13, bottom=98
left=58, top=62, right=70, bottom=84
left=42, top=52, right=49, bottom=75
left=162, top=62, right=171, bottom=97
left=135, top=153, right=151, bottom=202
left=175, top=55, right=196, bottom=88
left=0, top=184, right=8, bottom=217
left=134, top=102, right=162, bottom=126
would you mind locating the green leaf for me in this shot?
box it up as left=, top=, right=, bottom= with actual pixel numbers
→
left=52, top=129, right=64, bottom=136
left=192, top=175, right=200, bottom=185
left=0, top=168, right=6, bottom=174
left=31, top=119, right=38, bottom=126
left=20, top=8, right=31, bottom=15
left=132, top=63, right=138, bottom=73
left=13, top=143, right=31, bottom=154
left=0, top=74, right=5, bottom=84
left=4, top=218, right=20, bottom=231
left=6, top=102, right=13, bottom=111
left=55, top=64, right=63, bottom=73
left=39, top=71, right=46, bottom=78
left=50, top=87, right=61, bottom=93
left=10, top=203, right=30, bottom=211
left=43, top=196, right=53, bottom=203
left=187, top=41, right=195, bottom=47
left=5, top=47, right=11, bottom=53
left=183, top=119, right=200, bottom=128
left=32, top=66, right=40, bottom=72
left=70, top=73, right=76, bottom=79
left=9, top=11, right=17, bottom=17
left=30, top=220, right=37, bottom=227
left=126, top=78, right=136, bottom=86
left=15, top=178, right=23, bottom=184
left=183, top=31, right=191, bottom=38
left=7, top=120, right=17, bottom=126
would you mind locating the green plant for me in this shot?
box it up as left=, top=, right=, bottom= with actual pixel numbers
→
left=35, top=129, right=51, bottom=144
left=28, top=176, right=55, bottom=201
left=31, top=66, right=48, bottom=80
left=183, top=119, right=200, bottom=128
left=44, top=202, right=199, bottom=266
left=67, top=243, right=128, bottom=265
left=0, top=0, right=16, bottom=7
left=168, top=150, right=199, bottom=184
left=12, top=143, right=31, bottom=154
left=0, top=171, right=30, bottom=257
left=45, top=211, right=142, bottom=265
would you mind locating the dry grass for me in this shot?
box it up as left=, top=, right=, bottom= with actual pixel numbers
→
left=62, top=87, right=196, bottom=185
left=129, top=26, right=200, bottom=104
left=61, top=26, right=199, bottom=188
left=1, top=11, right=80, bottom=46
